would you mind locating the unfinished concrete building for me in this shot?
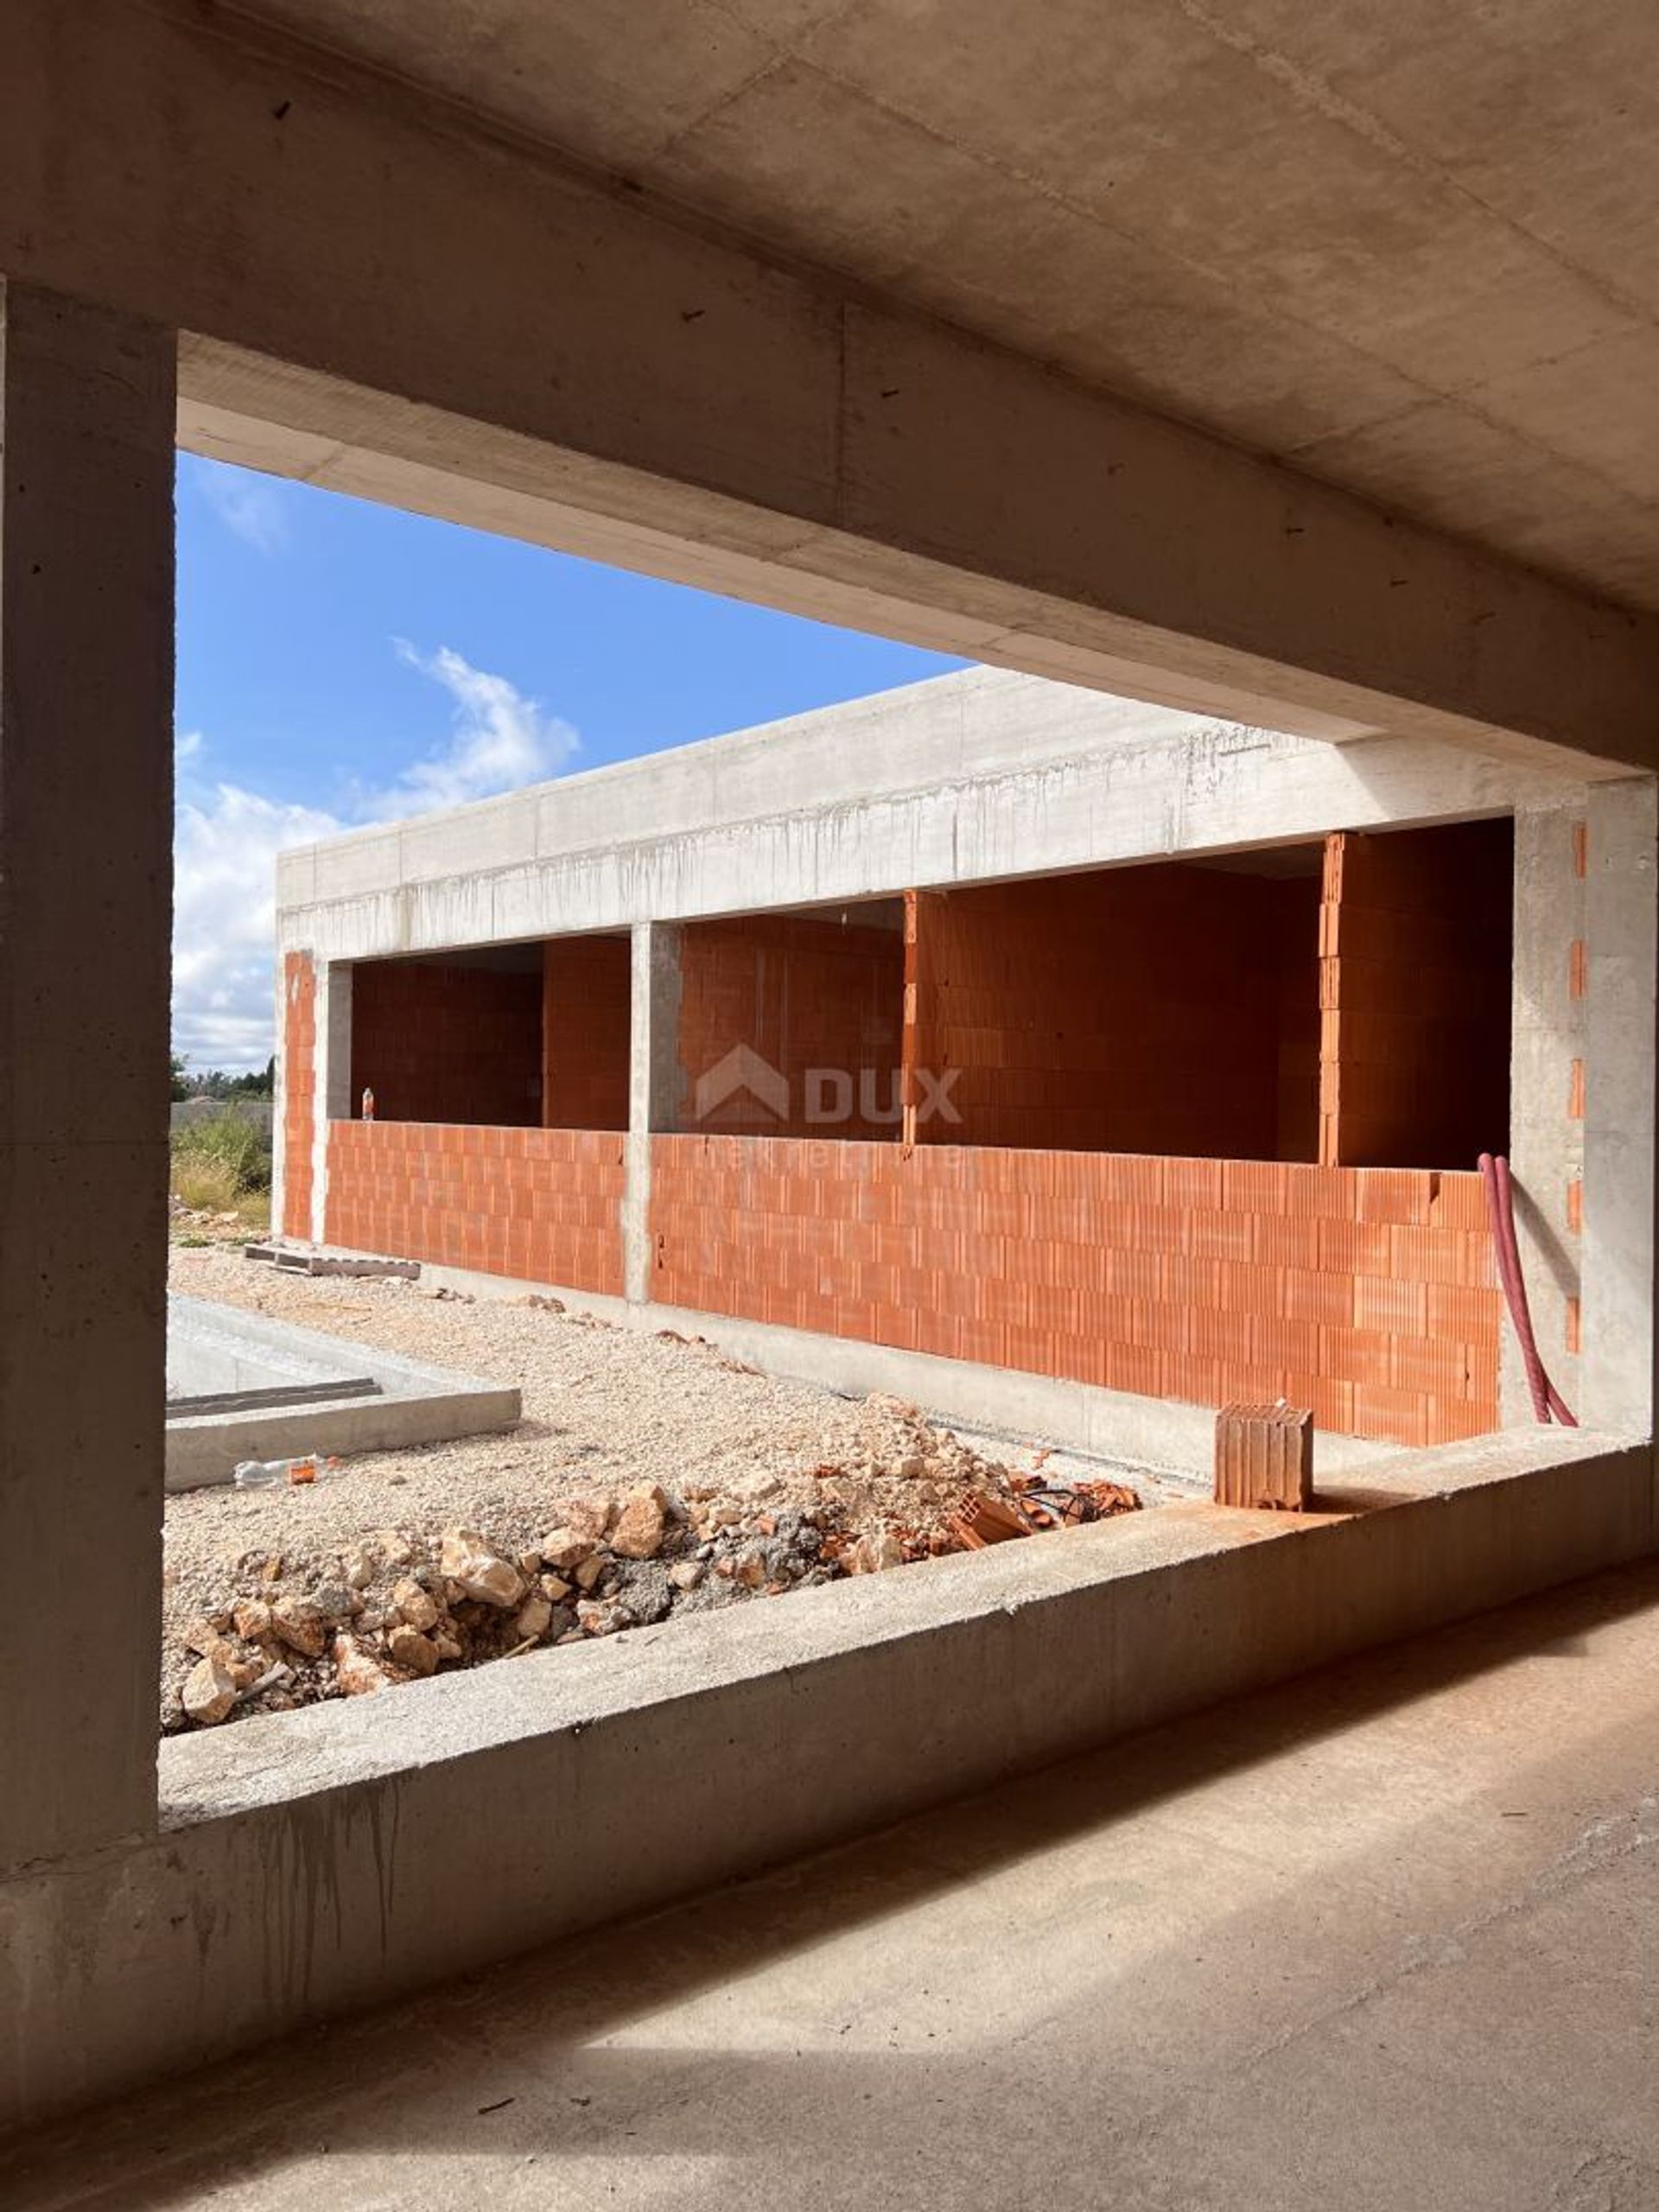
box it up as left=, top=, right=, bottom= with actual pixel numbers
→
left=276, top=670, right=1618, bottom=1465
left=5, top=0, right=1659, bottom=2193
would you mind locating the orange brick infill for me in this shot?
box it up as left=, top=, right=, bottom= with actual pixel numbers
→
left=1568, top=1058, right=1586, bottom=1119
left=648, top=1138, right=1499, bottom=1447
left=1569, top=938, right=1587, bottom=1000
left=326, top=1120, right=626, bottom=1294
left=281, top=950, right=316, bottom=1241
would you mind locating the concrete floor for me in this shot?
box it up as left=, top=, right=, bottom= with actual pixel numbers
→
left=8, top=1561, right=1659, bottom=2211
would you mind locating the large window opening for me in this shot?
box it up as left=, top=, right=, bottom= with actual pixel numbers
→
left=1319, top=817, right=1514, bottom=1170
left=674, top=899, right=907, bottom=1138
left=349, top=932, right=632, bottom=1132
left=910, top=852, right=1324, bottom=1160
left=351, top=944, right=543, bottom=1128
left=541, top=933, right=632, bottom=1132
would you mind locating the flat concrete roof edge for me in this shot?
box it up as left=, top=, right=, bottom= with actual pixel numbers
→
left=275, top=666, right=1224, bottom=873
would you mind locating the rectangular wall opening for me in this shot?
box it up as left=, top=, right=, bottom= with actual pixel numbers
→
left=910, top=854, right=1323, bottom=1159
left=1320, top=817, right=1514, bottom=1170
left=675, top=900, right=906, bottom=1138
left=542, top=933, right=632, bottom=1132
left=350, top=945, right=544, bottom=1128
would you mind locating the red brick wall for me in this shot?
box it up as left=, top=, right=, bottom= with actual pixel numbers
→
left=651, top=1136, right=1500, bottom=1446
left=1321, top=821, right=1513, bottom=1168
left=677, top=913, right=905, bottom=1138
left=281, top=951, right=315, bottom=1241
left=909, top=865, right=1320, bottom=1158
left=351, top=957, right=543, bottom=1128
left=543, top=936, right=631, bottom=1130
left=326, top=1121, right=626, bottom=1293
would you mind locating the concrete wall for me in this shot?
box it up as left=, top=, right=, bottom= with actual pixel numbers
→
left=0, top=1425, right=1649, bottom=2133
left=0, top=286, right=175, bottom=1876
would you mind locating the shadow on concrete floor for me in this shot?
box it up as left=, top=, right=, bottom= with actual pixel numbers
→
left=9, top=1556, right=1659, bottom=2209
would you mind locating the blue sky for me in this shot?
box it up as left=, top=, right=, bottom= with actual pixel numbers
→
left=175, top=455, right=964, bottom=1070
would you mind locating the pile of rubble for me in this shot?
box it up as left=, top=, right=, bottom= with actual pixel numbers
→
left=165, top=1395, right=1141, bottom=1732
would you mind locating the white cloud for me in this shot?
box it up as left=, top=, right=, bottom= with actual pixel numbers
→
left=194, top=463, right=292, bottom=555
left=370, top=642, right=579, bottom=817
left=172, top=647, right=575, bottom=1072
left=173, top=785, right=340, bottom=1071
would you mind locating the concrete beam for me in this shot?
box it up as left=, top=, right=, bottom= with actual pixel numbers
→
left=3, top=0, right=1656, bottom=770
left=0, top=283, right=174, bottom=1869
left=276, top=690, right=1574, bottom=966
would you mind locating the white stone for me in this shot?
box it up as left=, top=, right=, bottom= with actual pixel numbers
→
left=439, top=1527, right=526, bottom=1609
left=513, top=1594, right=553, bottom=1642
left=391, top=1577, right=439, bottom=1632
left=540, top=1529, right=595, bottom=1573
left=181, top=1653, right=238, bottom=1726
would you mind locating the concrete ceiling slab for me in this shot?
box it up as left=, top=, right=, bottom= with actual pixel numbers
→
left=228, top=0, right=1659, bottom=613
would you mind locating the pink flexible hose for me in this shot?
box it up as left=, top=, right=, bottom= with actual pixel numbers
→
left=1478, top=1153, right=1578, bottom=1427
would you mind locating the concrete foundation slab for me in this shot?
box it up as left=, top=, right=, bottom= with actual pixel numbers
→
left=164, top=1295, right=521, bottom=1489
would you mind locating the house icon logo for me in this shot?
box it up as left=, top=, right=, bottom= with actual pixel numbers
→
left=693, top=1044, right=790, bottom=1125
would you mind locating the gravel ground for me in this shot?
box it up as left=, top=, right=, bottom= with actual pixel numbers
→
left=162, top=1243, right=1181, bottom=1729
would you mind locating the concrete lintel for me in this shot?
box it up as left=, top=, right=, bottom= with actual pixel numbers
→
left=278, top=698, right=1568, bottom=965
left=0, top=283, right=175, bottom=1872
left=0, top=1427, right=1648, bottom=2132
left=3, top=0, right=1657, bottom=767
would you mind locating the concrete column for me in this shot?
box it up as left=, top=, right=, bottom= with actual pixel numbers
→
left=310, top=961, right=354, bottom=1244
left=1506, top=804, right=1589, bottom=1427
left=1580, top=779, right=1658, bottom=1438
left=624, top=922, right=682, bottom=1304
left=0, top=283, right=174, bottom=1869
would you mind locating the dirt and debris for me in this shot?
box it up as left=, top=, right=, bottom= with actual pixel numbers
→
left=162, top=1246, right=1166, bottom=1732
